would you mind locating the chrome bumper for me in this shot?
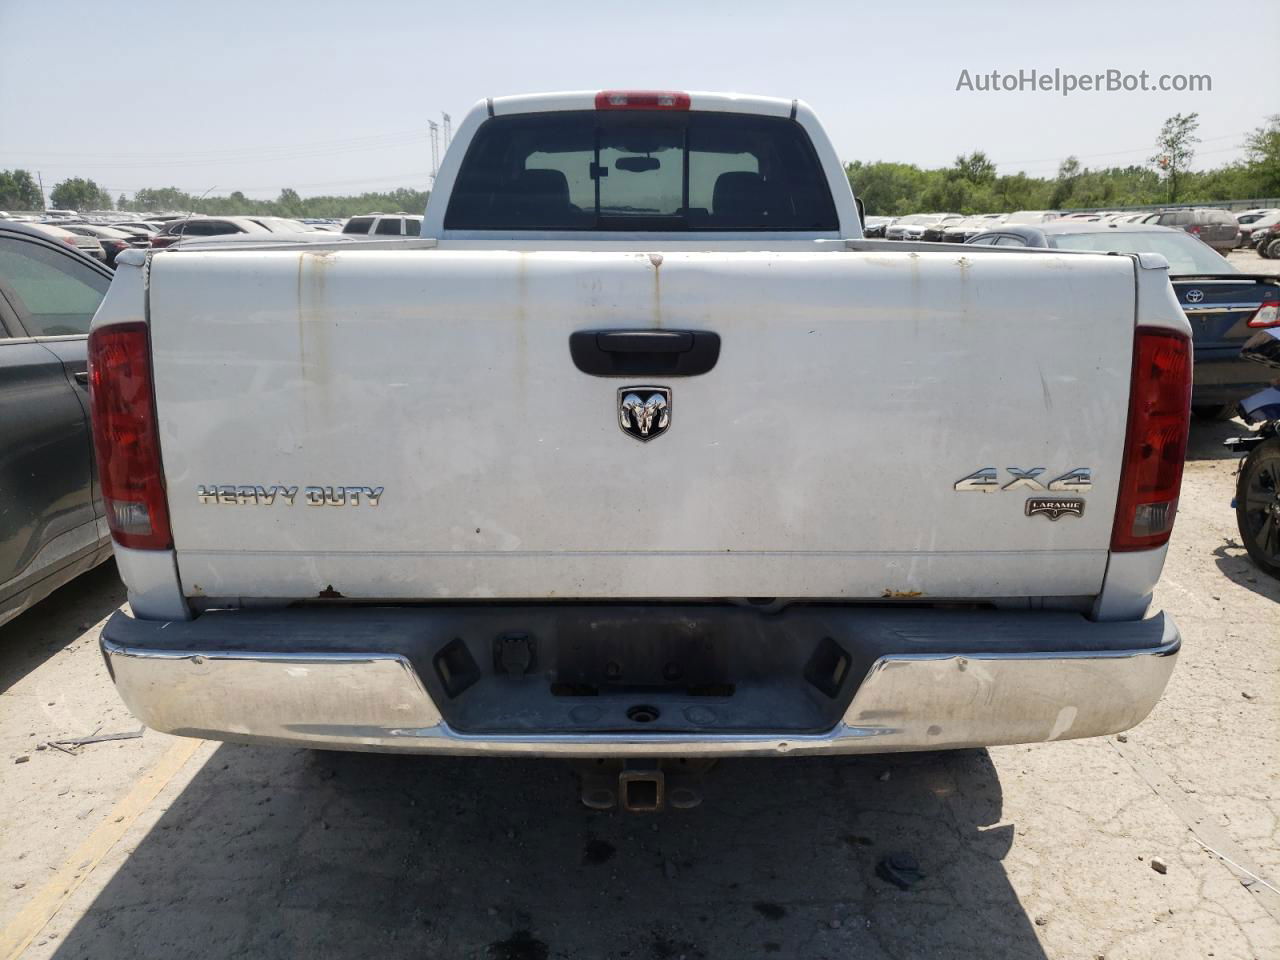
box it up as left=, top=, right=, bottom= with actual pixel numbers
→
left=101, top=608, right=1180, bottom=757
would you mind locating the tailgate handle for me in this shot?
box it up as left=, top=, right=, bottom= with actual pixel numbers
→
left=570, top=329, right=720, bottom=377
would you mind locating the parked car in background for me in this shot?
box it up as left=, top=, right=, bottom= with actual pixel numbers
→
left=59, top=224, right=145, bottom=267
left=862, top=215, right=892, bottom=238
left=250, top=216, right=319, bottom=233
left=108, top=221, right=161, bottom=235
left=968, top=221, right=1280, bottom=416
left=150, top=215, right=316, bottom=249
left=935, top=214, right=1005, bottom=243
left=1141, top=208, right=1239, bottom=253
left=1242, top=211, right=1280, bottom=250
left=19, top=222, right=106, bottom=261
left=341, top=213, right=424, bottom=236
left=885, top=212, right=962, bottom=241
left=1227, top=327, right=1280, bottom=579
left=1235, top=208, right=1276, bottom=228
left=0, top=222, right=115, bottom=627
left=1003, top=210, right=1060, bottom=226
left=1253, top=222, right=1280, bottom=259
left=151, top=217, right=270, bottom=248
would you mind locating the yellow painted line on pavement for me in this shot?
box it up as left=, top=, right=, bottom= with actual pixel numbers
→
left=0, top=736, right=203, bottom=960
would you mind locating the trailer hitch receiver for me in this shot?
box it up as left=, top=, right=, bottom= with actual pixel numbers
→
left=573, top=759, right=714, bottom=812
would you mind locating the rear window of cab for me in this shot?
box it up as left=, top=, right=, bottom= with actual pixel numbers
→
left=445, top=111, right=838, bottom=232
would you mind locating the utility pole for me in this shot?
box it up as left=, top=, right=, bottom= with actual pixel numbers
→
left=428, top=121, right=440, bottom=182
left=37, top=170, right=46, bottom=210
left=442, top=113, right=452, bottom=151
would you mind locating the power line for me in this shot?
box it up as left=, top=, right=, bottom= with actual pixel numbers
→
left=2, top=126, right=431, bottom=164
left=993, top=131, right=1251, bottom=170
left=7, top=135, right=431, bottom=172
left=4, top=113, right=461, bottom=197
left=96, top=170, right=430, bottom=197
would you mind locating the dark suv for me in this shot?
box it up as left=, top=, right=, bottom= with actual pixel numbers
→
left=1142, top=208, right=1239, bottom=253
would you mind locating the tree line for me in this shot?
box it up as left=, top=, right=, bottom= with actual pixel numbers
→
left=849, top=113, right=1278, bottom=216
left=2, top=114, right=1275, bottom=219
left=0, top=175, right=429, bottom=219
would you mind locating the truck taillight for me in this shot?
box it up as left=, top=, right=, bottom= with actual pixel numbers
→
left=88, top=322, right=172, bottom=550
left=1111, top=328, right=1191, bottom=552
left=595, top=90, right=691, bottom=110
left=1247, top=300, right=1280, bottom=328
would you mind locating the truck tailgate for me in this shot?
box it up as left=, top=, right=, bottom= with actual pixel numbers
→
left=147, top=249, right=1135, bottom=602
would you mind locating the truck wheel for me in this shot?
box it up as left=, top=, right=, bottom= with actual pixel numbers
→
left=1236, top=437, right=1280, bottom=579
left=1192, top=404, right=1234, bottom=421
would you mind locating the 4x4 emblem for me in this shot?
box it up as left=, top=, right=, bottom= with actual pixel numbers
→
left=618, top=386, right=671, bottom=442
left=954, top=467, right=1092, bottom=493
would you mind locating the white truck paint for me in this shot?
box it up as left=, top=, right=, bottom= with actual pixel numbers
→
left=152, top=248, right=1134, bottom=602
left=91, top=92, right=1190, bottom=772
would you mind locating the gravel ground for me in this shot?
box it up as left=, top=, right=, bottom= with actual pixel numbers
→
left=1229, top=246, right=1280, bottom=277
left=1, top=252, right=1276, bottom=960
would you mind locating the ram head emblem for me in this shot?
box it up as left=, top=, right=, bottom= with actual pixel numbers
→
left=618, top=387, right=672, bottom=442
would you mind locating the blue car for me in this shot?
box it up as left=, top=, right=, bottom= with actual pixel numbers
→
left=967, top=221, right=1280, bottom=418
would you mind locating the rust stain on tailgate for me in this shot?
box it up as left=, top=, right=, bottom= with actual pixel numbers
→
left=296, top=251, right=336, bottom=430
left=649, top=252, right=663, bottom=327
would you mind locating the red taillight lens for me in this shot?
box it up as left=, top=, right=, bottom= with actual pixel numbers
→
left=1246, top=300, right=1280, bottom=328
left=1188, top=225, right=1201, bottom=233
left=1111, top=328, right=1191, bottom=552
left=595, top=90, right=691, bottom=110
left=88, top=323, right=172, bottom=550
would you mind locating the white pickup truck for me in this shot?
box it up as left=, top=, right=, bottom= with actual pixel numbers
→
left=90, top=91, right=1190, bottom=809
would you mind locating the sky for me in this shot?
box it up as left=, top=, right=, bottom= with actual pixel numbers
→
left=1, top=0, right=1276, bottom=201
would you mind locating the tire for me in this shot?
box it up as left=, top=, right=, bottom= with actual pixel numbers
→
left=1235, top=437, right=1280, bottom=580
left=1266, top=238, right=1280, bottom=260
left=1192, top=403, right=1235, bottom=421
left=1258, top=238, right=1275, bottom=259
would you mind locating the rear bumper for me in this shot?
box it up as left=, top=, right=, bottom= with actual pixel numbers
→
left=100, top=606, right=1180, bottom=757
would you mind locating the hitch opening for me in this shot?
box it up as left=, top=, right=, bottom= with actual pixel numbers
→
left=572, top=758, right=713, bottom=812
left=619, top=768, right=664, bottom=812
